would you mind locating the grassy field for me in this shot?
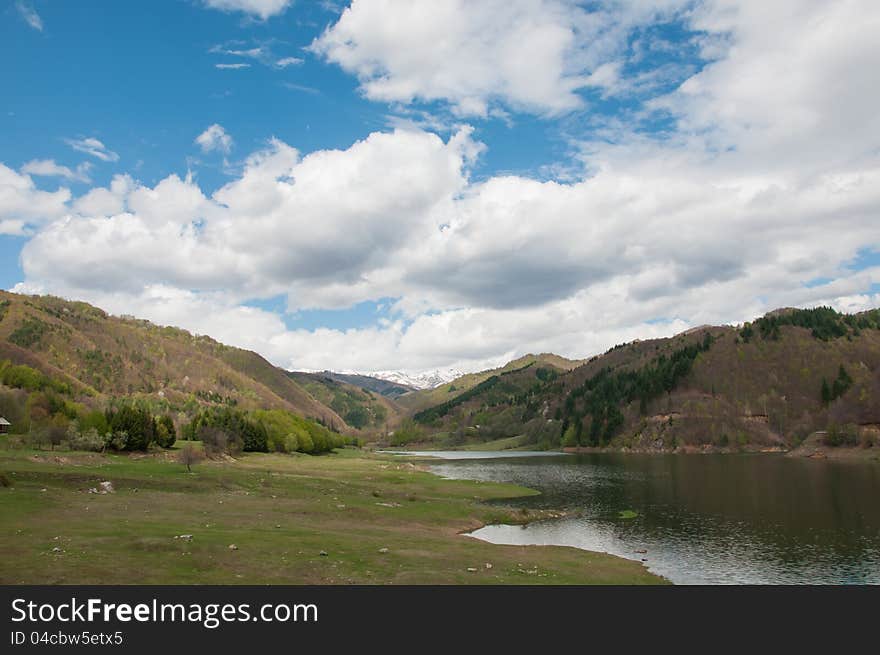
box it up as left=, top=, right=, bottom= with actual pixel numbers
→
left=0, top=443, right=665, bottom=585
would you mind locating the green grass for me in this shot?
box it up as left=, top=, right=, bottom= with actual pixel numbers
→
left=461, top=435, right=532, bottom=451
left=0, top=446, right=665, bottom=585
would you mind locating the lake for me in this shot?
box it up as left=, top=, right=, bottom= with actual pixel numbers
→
left=420, top=451, right=880, bottom=584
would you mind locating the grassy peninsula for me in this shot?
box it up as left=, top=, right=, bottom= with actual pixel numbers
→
left=0, top=444, right=664, bottom=585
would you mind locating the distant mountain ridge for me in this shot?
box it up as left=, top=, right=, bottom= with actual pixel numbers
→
left=302, top=371, right=416, bottom=398
left=396, top=352, right=587, bottom=412
left=368, top=368, right=465, bottom=390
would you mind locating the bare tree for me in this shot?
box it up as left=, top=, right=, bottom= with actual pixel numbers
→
left=178, top=443, right=204, bottom=473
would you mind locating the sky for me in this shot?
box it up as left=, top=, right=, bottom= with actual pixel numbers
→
left=2, top=0, right=879, bottom=375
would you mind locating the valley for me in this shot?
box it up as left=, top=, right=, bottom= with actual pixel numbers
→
left=1, top=291, right=878, bottom=586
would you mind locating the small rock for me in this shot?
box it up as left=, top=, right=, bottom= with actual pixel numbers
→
left=378, top=547, right=389, bottom=554
left=634, top=549, right=648, bottom=554
left=319, top=550, right=329, bottom=557
left=51, top=547, right=62, bottom=553
left=484, top=563, right=493, bottom=570
left=275, top=524, right=282, bottom=529
left=228, top=544, right=239, bottom=551
left=40, top=488, right=47, bottom=492
left=174, top=534, right=193, bottom=541
left=99, top=481, right=115, bottom=494
left=466, top=567, right=478, bottom=572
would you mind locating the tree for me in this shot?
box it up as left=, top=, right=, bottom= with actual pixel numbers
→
left=178, top=443, right=204, bottom=473
left=821, top=378, right=831, bottom=405
left=562, top=424, right=578, bottom=447
left=154, top=415, right=177, bottom=449
left=106, top=404, right=156, bottom=451
left=344, top=405, right=369, bottom=429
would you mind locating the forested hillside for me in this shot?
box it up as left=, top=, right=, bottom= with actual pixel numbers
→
left=0, top=291, right=355, bottom=455
left=404, top=307, right=880, bottom=451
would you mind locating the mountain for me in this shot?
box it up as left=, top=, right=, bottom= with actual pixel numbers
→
left=300, top=371, right=416, bottom=399
left=403, top=307, right=880, bottom=451
left=0, top=291, right=349, bottom=429
left=396, top=353, right=586, bottom=413
left=286, top=371, right=406, bottom=430
left=369, top=368, right=465, bottom=390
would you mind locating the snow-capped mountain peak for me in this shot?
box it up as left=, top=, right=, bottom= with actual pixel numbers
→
left=367, top=368, right=465, bottom=390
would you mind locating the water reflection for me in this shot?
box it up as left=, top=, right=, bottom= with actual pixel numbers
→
left=427, top=453, right=880, bottom=584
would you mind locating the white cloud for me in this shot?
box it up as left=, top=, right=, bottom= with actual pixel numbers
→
left=21, top=159, right=92, bottom=184
left=72, top=175, right=134, bottom=216
left=215, top=63, right=251, bottom=70
left=8, top=0, right=880, bottom=373
left=64, top=137, right=119, bottom=163
left=275, top=56, right=304, bottom=68
left=202, top=0, right=292, bottom=20
left=0, top=165, right=70, bottom=236
left=210, top=42, right=304, bottom=70
left=310, top=0, right=689, bottom=117
left=195, top=124, right=233, bottom=154
left=15, top=1, right=43, bottom=31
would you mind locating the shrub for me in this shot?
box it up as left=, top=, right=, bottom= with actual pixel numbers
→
left=823, top=423, right=858, bottom=447
left=184, top=407, right=266, bottom=452
left=285, top=432, right=300, bottom=452
left=68, top=425, right=104, bottom=452
left=390, top=419, right=423, bottom=446
left=103, top=431, right=127, bottom=451
left=0, top=472, right=10, bottom=487
left=297, top=431, right=315, bottom=453
left=268, top=429, right=288, bottom=453
left=198, top=425, right=239, bottom=458
left=562, top=424, right=579, bottom=447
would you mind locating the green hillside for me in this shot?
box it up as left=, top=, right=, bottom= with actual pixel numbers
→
left=405, top=307, right=880, bottom=451
left=288, top=371, right=405, bottom=431
left=397, top=352, right=585, bottom=413
left=0, top=291, right=356, bottom=455
left=305, top=371, right=416, bottom=399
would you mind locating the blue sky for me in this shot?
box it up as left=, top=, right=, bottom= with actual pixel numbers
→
left=2, top=1, right=879, bottom=373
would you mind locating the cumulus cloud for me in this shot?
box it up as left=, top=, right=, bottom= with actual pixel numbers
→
left=15, top=1, right=43, bottom=31
left=21, top=159, right=92, bottom=184
left=72, top=175, right=134, bottom=216
left=202, top=0, right=292, bottom=20
left=195, top=124, right=233, bottom=154
left=0, top=165, right=70, bottom=235
left=310, top=0, right=690, bottom=117
left=7, top=0, right=880, bottom=373
left=64, top=137, right=119, bottom=163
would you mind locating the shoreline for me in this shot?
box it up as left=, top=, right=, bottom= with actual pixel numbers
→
left=387, top=451, right=669, bottom=583
left=386, top=443, right=878, bottom=461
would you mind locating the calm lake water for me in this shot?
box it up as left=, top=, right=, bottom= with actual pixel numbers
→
left=420, top=452, right=880, bottom=584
